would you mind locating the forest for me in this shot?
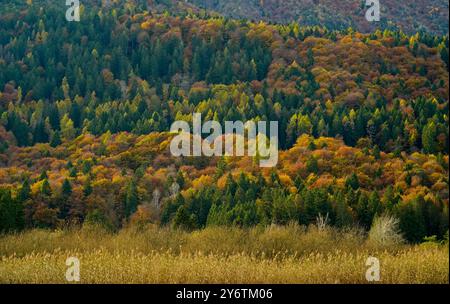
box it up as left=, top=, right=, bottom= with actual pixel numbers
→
left=0, top=0, right=448, bottom=246
left=189, top=0, right=450, bottom=35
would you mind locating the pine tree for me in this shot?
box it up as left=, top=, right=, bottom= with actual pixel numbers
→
left=61, top=179, right=72, bottom=197
left=422, top=121, right=437, bottom=154
left=372, top=145, right=381, bottom=159
left=41, top=179, right=52, bottom=197
left=50, top=131, right=62, bottom=147
left=173, top=205, right=196, bottom=230
left=69, top=167, right=77, bottom=178
left=334, top=191, right=353, bottom=228
left=83, top=178, right=93, bottom=197
left=125, top=180, right=138, bottom=217
left=39, top=170, right=48, bottom=181
left=345, top=173, right=360, bottom=190
left=396, top=199, right=426, bottom=243
left=306, top=156, right=319, bottom=174
left=0, top=189, right=24, bottom=232
left=356, top=193, right=371, bottom=229
left=60, top=114, right=76, bottom=141
left=17, top=179, right=31, bottom=202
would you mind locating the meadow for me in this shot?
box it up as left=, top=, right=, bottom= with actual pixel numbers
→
left=0, top=224, right=448, bottom=284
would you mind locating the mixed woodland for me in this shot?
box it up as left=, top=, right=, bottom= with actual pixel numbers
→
left=0, top=0, right=448, bottom=243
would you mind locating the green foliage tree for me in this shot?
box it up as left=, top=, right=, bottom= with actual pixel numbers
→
left=345, top=173, right=360, bottom=190
left=124, top=180, right=139, bottom=218
left=0, top=189, right=24, bottom=232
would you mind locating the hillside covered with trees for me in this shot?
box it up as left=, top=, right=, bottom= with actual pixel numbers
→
left=0, top=0, right=448, bottom=243
left=189, top=0, right=449, bottom=35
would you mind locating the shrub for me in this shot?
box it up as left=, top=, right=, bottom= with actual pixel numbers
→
left=368, top=214, right=404, bottom=247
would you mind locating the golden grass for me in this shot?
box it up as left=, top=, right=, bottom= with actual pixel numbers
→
left=0, top=225, right=448, bottom=284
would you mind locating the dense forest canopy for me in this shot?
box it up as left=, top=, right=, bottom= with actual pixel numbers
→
left=189, top=0, right=450, bottom=36
left=0, top=0, right=448, bottom=243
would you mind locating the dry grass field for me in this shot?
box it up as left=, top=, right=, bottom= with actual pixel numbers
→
left=0, top=224, right=448, bottom=284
